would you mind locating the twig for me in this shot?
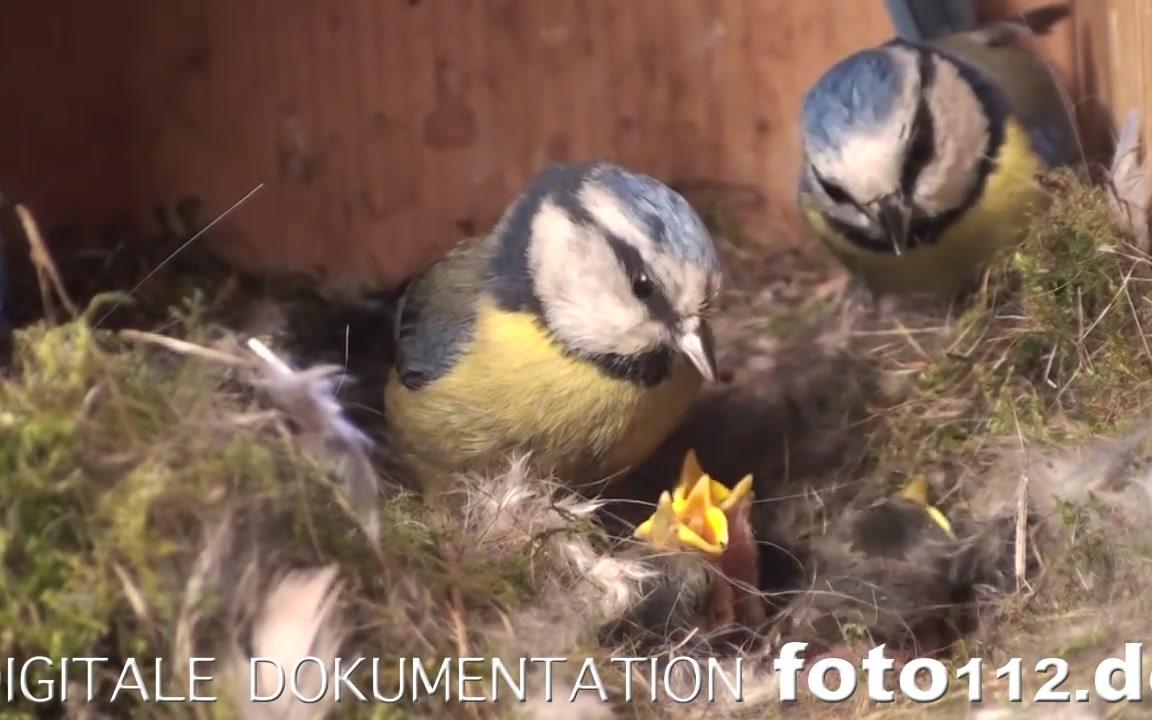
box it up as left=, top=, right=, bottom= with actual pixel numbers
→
left=119, top=329, right=254, bottom=367
left=891, top=316, right=930, bottom=359
left=335, top=324, right=351, bottom=394
left=245, top=336, right=293, bottom=375
left=1121, top=268, right=1152, bottom=367
left=173, top=512, right=234, bottom=689
left=113, top=562, right=157, bottom=632
left=849, top=327, right=946, bottom=338
left=1042, top=343, right=1059, bottom=389
left=15, top=203, right=79, bottom=320
left=1011, top=406, right=1031, bottom=595
left=1081, top=273, right=1130, bottom=341
left=450, top=585, right=473, bottom=659
left=448, top=579, right=483, bottom=718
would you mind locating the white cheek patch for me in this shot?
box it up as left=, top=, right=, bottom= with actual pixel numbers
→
left=816, top=133, right=905, bottom=203
left=914, top=57, right=990, bottom=214
left=646, top=251, right=715, bottom=318
left=527, top=200, right=656, bottom=356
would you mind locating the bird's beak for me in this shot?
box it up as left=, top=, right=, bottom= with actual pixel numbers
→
left=872, top=193, right=912, bottom=256
left=677, top=320, right=718, bottom=383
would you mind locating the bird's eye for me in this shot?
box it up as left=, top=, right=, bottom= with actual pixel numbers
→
left=631, top=273, right=655, bottom=299
left=817, top=175, right=853, bottom=206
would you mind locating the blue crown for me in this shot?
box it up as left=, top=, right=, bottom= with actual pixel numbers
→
left=803, top=49, right=908, bottom=156
left=589, top=164, right=717, bottom=270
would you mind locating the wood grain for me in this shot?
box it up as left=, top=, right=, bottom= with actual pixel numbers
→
left=0, top=1, right=1085, bottom=288
left=1073, top=0, right=1152, bottom=160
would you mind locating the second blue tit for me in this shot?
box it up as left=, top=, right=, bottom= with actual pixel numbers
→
left=798, top=1, right=1081, bottom=298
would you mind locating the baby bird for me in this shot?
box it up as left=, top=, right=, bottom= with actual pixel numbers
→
left=385, top=162, right=721, bottom=493
left=634, top=450, right=764, bottom=632
left=798, top=1, right=1081, bottom=298
left=783, top=476, right=982, bottom=657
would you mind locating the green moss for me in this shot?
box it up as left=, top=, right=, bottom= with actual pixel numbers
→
left=1050, top=498, right=1117, bottom=600
left=0, top=296, right=566, bottom=717
left=870, top=170, right=1152, bottom=473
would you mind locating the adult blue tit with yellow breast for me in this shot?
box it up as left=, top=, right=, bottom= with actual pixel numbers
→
left=798, top=1, right=1082, bottom=298
left=385, top=162, right=721, bottom=494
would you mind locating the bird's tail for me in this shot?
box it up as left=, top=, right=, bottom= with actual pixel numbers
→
left=885, top=0, right=977, bottom=41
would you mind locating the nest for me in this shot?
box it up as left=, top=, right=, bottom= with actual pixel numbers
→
left=3, top=168, right=1152, bottom=719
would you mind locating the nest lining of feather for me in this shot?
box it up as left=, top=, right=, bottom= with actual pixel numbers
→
left=1, top=166, right=1152, bottom=719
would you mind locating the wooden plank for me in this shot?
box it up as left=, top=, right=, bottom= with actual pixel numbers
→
left=1073, top=0, right=1152, bottom=160
left=0, top=3, right=137, bottom=221
left=0, top=0, right=1082, bottom=289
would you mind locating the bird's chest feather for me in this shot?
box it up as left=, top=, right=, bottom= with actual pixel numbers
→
left=387, top=302, right=701, bottom=480
left=944, top=116, right=1049, bottom=246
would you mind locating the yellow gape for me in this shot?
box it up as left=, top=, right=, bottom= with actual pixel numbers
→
left=898, top=475, right=956, bottom=539
left=634, top=450, right=754, bottom=555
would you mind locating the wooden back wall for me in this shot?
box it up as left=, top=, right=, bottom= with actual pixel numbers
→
left=0, top=0, right=1133, bottom=289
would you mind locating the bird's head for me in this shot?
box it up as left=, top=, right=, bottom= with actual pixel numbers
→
left=494, top=162, right=721, bottom=382
left=801, top=44, right=995, bottom=255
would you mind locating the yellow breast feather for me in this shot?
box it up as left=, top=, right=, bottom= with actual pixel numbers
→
left=386, top=299, right=702, bottom=488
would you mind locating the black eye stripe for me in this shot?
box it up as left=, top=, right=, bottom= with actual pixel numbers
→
left=901, top=50, right=938, bottom=196
left=812, top=167, right=860, bottom=209
left=603, top=231, right=645, bottom=279
left=604, top=233, right=677, bottom=325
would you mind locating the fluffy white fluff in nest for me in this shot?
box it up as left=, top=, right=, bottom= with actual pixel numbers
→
left=1108, top=108, right=1151, bottom=252
left=969, top=421, right=1152, bottom=528
left=206, top=457, right=663, bottom=718
left=452, top=455, right=656, bottom=632
left=228, top=565, right=346, bottom=720
left=244, top=337, right=382, bottom=540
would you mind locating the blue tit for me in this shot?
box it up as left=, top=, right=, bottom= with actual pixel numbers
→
left=781, top=475, right=974, bottom=655
left=385, top=162, right=721, bottom=493
left=798, top=1, right=1081, bottom=298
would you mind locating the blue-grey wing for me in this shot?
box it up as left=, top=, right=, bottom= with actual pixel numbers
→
left=933, top=4, right=1081, bottom=169
left=392, top=236, right=492, bottom=391
left=1027, top=115, right=1082, bottom=168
